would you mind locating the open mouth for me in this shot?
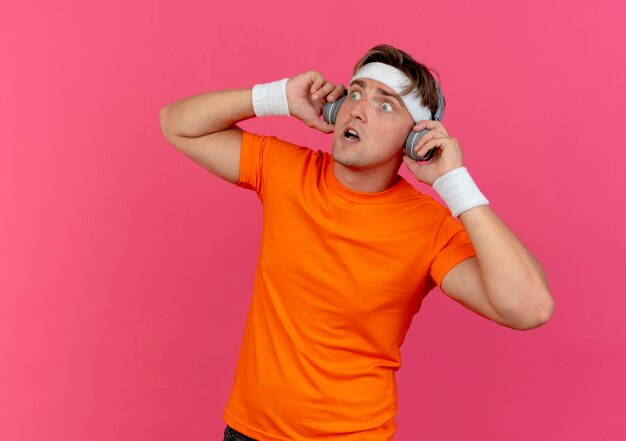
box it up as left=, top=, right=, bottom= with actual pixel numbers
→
left=343, top=128, right=361, bottom=142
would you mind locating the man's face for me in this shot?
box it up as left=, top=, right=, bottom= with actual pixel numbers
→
left=332, top=78, right=414, bottom=173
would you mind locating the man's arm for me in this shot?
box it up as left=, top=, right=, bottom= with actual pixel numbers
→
left=160, top=89, right=252, bottom=184
left=159, top=73, right=344, bottom=183
left=440, top=207, right=553, bottom=330
left=403, top=121, right=554, bottom=331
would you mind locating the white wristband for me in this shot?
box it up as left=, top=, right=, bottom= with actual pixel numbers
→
left=251, top=78, right=290, bottom=117
left=433, top=167, right=489, bottom=217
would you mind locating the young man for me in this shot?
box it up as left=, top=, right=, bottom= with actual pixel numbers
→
left=160, top=44, right=554, bottom=441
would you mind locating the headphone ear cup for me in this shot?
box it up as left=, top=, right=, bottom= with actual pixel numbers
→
left=405, top=129, right=435, bottom=161
left=322, top=93, right=347, bottom=125
left=405, top=82, right=443, bottom=161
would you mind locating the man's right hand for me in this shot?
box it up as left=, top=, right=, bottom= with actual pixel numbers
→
left=161, top=71, right=345, bottom=185
left=286, top=71, right=345, bottom=133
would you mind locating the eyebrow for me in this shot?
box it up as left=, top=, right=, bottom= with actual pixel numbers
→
left=351, top=79, right=405, bottom=108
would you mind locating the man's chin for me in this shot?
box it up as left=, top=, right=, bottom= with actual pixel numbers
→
left=332, top=151, right=367, bottom=171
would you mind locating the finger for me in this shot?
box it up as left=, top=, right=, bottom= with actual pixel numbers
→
left=402, top=155, right=431, bottom=177
left=308, top=71, right=325, bottom=94
left=413, top=120, right=449, bottom=136
left=415, top=136, right=447, bottom=158
left=403, top=154, right=421, bottom=168
left=414, top=130, right=444, bottom=152
left=403, top=155, right=441, bottom=186
left=308, top=116, right=334, bottom=134
left=326, top=84, right=345, bottom=103
left=312, top=81, right=336, bottom=101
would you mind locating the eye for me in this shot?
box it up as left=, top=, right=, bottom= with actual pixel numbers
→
left=381, top=102, right=394, bottom=112
left=350, top=90, right=362, bottom=100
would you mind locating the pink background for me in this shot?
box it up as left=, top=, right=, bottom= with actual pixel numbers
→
left=1, top=0, right=624, bottom=440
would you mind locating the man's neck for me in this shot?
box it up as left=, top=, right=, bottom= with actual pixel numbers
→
left=332, top=161, right=402, bottom=193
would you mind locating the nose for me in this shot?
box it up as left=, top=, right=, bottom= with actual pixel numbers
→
left=349, top=98, right=368, bottom=123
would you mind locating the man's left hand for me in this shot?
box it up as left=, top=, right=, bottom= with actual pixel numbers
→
left=402, top=120, right=464, bottom=186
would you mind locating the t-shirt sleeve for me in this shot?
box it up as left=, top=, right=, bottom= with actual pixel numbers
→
left=428, top=213, right=477, bottom=287
left=237, top=131, right=267, bottom=196
left=237, top=131, right=303, bottom=200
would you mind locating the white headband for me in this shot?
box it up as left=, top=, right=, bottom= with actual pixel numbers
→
left=351, top=62, right=432, bottom=123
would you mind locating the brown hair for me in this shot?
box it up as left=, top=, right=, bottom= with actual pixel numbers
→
left=352, top=44, right=441, bottom=118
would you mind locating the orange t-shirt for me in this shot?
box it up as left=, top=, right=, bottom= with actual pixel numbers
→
left=224, top=132, right=476, bottom=440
